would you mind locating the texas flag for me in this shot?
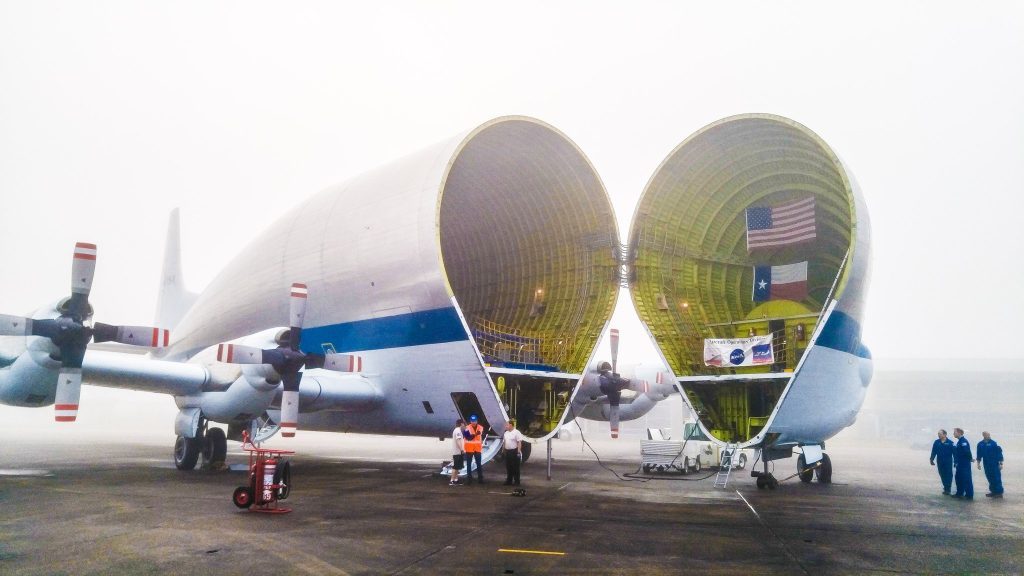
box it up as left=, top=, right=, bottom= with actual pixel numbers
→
left=753, top=261, right=808, bottom=302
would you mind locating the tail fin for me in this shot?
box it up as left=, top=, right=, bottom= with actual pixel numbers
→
left=155, top=208, right=199, bottom=330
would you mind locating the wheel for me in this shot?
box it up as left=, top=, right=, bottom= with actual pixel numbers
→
left=737, top=453, right=747, bottom=470
left=232, top=486, right=254, bottom=509
left=797, top=454, right=814, bottom=483
left=174, top=435, right=201, bottom=470
left=756, top=476, right=766, bottom=489
left=768, top=477, right=778, bottom=490
left=274, top=460, right=292, bottom=500
left=203, top=427, right=227, bottom=465
left=520, top=441, right=532, bottom=464
left=815, top=453, right=833, bottom=484
left=692, top=456, right=702, bottom=473
left=681, top=457, right=690, bottom=475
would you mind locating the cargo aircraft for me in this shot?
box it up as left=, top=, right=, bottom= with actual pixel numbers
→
left=0, top=114, right=870, bottom=487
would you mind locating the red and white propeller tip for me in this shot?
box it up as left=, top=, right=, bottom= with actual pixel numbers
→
left=71, top=242, right=97, bottom=295
left=54, top=368, right=82, bottom=422
left=324, top=353, right=362, bottom=372
left=216, top=343, right=265, bottom=364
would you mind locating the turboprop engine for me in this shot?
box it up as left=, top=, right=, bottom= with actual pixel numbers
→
left=0, top=243, right=169, bottom=420
left=569, top=329, right=677, bottom=437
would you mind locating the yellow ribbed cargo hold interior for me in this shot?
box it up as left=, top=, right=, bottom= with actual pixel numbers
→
left=629, top=114, right=856, bottom=442
left=438, top=119, right=619, bottom=435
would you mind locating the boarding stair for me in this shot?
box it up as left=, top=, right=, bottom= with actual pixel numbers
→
left=713, top=443, right=739, bottom=488
left=439, top=435, right=504, bottom=478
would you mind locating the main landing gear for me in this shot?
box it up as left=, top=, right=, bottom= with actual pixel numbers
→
left=797, top=452, right=832, bottom=484
left=751, top=447, right=833, bottom=489
left=174, top=421, right=228, bottom=471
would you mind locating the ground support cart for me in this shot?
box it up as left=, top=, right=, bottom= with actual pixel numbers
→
left=232, top=432, right=294, bottom=514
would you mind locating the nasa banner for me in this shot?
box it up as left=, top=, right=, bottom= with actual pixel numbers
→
left=703, top=335, right=774, bottom=367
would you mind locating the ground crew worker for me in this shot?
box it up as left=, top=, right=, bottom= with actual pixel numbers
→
left=502, top=420, right=525, bottom=486
left=450, top=418, right=465, bottom=486
left=929, top=429, right=955, bottom=494
left=976, top=431, right=1004, bottom=498
left=952, top=428, right=974, bottom=500
left=464, top=414, right=485, bottom=484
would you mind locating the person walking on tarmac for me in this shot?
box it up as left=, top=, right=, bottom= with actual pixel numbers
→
left=450, top=418, right=465, bottom=486
left=952, top=428, right=974, bottom=500
left=930, top=429, right=955, bottom=495
left=502, top=420, right=525, bottom=486
left=976, top=431, right=1005, bottom=498
left=464, top=414, right=485, bottom=484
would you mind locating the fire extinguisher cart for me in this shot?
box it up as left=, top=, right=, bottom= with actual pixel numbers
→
left=232, top=431, right=294, bottom=514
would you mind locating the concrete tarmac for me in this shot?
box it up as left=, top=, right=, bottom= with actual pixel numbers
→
left=1, top=432, right=1021, bottom=575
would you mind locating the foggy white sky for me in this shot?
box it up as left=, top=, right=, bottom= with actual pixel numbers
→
left=2, top=1, right=1022, bottom=364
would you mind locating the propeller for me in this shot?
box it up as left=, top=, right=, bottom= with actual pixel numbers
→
left=215, top=283, right=362, bottom=438
left=594, top=328, right=632, bottom=439
left=0, top=243, right=170, bottom=422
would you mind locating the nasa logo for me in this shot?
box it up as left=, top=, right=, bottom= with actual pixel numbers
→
left=729, top=349, right=745, bottom=365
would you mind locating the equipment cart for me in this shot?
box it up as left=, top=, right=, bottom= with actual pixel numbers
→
left=232, top=430, right=294, bottom=514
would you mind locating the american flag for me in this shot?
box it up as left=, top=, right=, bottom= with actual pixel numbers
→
left=745, top=197, right=816, bottom=251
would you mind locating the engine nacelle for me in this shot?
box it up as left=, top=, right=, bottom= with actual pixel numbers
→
left=0, top=302, right=71, bottom=407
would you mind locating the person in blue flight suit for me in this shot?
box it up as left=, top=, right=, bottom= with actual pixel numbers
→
left=976, top=431, right=1004, bottom=498
left=952, top=427, right=974, bottom=500
left=929, top=429, right=955, bottom=495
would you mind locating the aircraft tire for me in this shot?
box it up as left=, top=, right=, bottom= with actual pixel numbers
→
left=797, top=454, right=814, bottom=483
left=174, top=435, right=201, bottom=471
left=203, top=427, right=228, bottom=465
left=815, top=453, right=833, bottom=484
left=756, top=476, right=766, bottom=489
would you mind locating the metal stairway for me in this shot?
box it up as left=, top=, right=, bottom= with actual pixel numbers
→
left=440, top=435, right=504, bottom=478
left=713, top=444, right=739, bottom=488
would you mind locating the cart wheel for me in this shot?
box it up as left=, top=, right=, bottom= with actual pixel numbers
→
left=692, top=456, right=702, bottom=473
left=275, top=460, right=292, bottom=500
left=737, top=453, right=747, bottom=470
left=681, top=457, right=690, bottom=475
left=233, top=486, right=253, bottom=509
left=203, top=427, right=228, bottom=465
left=174, top=435, right=201, bottom=471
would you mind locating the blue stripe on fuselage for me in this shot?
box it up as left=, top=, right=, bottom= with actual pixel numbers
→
left=299, top=307, right=470, bottom=353
left=815, top=309, right=871, bottom=359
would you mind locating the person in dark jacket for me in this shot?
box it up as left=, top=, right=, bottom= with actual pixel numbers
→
left=952, top=428, right=974, bottom=500
left=976, top=431, right=1004, bottom=498
left=929, top=429, right=955, bottom=494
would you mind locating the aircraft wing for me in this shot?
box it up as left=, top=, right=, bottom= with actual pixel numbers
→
left=83, top=350, right=212, bottom=396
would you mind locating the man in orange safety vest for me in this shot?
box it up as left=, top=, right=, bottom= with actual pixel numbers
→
left=464, top=414, right=485, bottom=484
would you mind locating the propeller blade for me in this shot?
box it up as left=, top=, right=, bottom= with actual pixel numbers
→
left=609, top=328, right=620, bottom=373
left=93, top=323, right=170, bottom=347
left=288, top=283, right=308, bottom=350
left=322, top=353, right=362, bottom=372
left=68, top=242, right=97, bottom=318
left=0, top=314, right=33, bottom=336
left=280, top=371, right=302, bottom=438
left=609, top=404, right=620, bottom=439
left=54, top=367, right=83, bottom=422
left=216, top=343, right=266, bottom=364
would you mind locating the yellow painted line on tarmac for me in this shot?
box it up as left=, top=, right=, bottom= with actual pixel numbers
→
left=498, top=548, right=566, bottom=556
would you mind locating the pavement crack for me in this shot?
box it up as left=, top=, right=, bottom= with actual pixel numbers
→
left=735, top=490, right=810, bottom=576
